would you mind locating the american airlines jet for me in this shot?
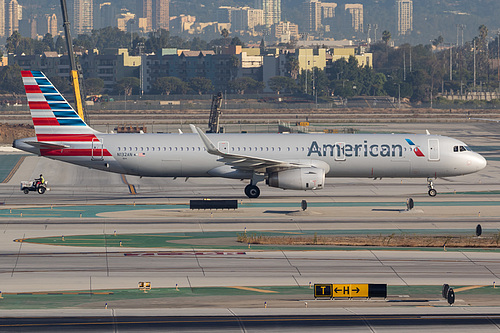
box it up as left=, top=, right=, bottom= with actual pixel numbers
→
left=14, top=71, right=487, bottom=198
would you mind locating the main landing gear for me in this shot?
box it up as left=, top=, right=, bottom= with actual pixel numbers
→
left=244, top=184, right=260, bottom=198
left=427, top=177, right=437, bottom=197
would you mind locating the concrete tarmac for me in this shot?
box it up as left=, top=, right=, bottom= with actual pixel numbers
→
left=1, top=121, right=500, bottom=323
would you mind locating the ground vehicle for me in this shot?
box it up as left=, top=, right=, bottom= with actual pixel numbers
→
left=21, top=180, right=48, bottom=194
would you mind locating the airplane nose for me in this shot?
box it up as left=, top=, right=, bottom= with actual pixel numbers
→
left=474, top=153, right=487, bottom=171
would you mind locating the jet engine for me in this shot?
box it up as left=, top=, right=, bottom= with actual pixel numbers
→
left=267, top=167, right=325, bottom=190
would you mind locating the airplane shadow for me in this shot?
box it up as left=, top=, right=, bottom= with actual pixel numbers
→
left=264, top=210, right=300, bottom=214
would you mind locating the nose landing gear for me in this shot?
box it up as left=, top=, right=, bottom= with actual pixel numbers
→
left=427, top=178, right=437, bottom=197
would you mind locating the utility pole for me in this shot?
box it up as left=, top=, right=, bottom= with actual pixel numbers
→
left=403, top=50, right=406, bottom=81
left=474, top=39, right=477, bottom=88
left=450, top=45, right=453, bottom=81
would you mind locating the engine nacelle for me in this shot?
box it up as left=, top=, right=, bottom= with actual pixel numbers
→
left=267, top=167, right=325, bottom=190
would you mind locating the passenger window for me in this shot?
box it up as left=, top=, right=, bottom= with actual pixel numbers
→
left=147, top=147, right=150, bottom=151
left=287, top=147, right=290, bottom=151
left=453, top=146, right=458, bottom=152
left=180, top=147, right=183, bottom=151
left=129, top=147, right=132, bottom=151
left=118, top=147, right=120, bottom=151
left=266, top=147, right=269, bottom=151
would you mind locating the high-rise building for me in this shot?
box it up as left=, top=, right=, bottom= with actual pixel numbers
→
left=137, top=0, right=169, bottom=32
left=255, top=0, right=281, bottom=27
left=397, top=0, right=413, bottom=36
left=344, top=4, right=363, bottom=32
left=96, top=2, right=115, bottom=30
left=74, top=0, right=93, bottom=34
left=321, top=2, right=337, bottom=19
left=154, top=0, right=170, bottom=30
left=48, top=13, right=58, bottom=36
left=39, top=13, right=58, bottom=37
left=0, top=1, right=4, bottom=37
left=7, top=0, right=20, bottom=37
left=137, top=0, right=153, bottom=31
left=304, top=0, right=322, bottom=32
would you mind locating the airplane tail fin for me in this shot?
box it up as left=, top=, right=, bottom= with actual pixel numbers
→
left=21, top=70, right=97, bottom=142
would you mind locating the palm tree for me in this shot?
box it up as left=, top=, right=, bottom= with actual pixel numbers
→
left=382, top=30, right=391, bottom=45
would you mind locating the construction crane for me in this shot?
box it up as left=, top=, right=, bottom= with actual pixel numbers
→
left=207, top=92, right=223, bottom=133
left=60, top=0, right=86, bottom=122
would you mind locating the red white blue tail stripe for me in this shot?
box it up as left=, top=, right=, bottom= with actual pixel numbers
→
left=22, top=71, right=111, bottom=157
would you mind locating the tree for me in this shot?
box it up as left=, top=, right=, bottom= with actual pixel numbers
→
left=382, top=30, right=391, bottom=45
left=220, top=28, right=229, bottom=39
left=188, top=77, right=213, bottom=95
left=432, top=35, right=444, bottom=47
left=285, top=56, right=300, bottom=79
left=230, top=37, right=244, bottom=46
left=145, top=29, right=170, bottom=53
left=152, top=77, right=188, bottom=95
left=55, top=35, right=66, bottom=54
left=268, top=76, right=297, bottom=94
left=84, top=78, right=104, bottom=96
left=229, top=77, right=264, bottom=94
left=41, top=33, right=55, bottom=51
left=0, top=64, right=25, bottom=94
left=115, top=77, right=140, bottom=96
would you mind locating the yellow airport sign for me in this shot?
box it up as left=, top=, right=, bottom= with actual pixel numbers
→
left=332, top=284, right=369, bottom=298
left=314, top=283, right=386, bottom=298
left=314, top=284, right=333, bottom=297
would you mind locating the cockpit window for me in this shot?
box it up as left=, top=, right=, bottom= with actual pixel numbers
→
left=454, top=145, right=471, bottom=152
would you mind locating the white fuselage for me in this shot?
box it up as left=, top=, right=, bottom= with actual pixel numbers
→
left=16, top=132, right=485, bottom=180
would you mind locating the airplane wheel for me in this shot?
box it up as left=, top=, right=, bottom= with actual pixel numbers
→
left=37, top=187, right=46, bottom=194
left=428, top=189, right=437, bottom=197
left=245, top=185, right=260, bottom=198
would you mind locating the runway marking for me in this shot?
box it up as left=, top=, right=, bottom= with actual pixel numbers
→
left=454, top=285, right=487, bottom=293
left=227, top=286, right=278, bottom=293
left=120, top=174, right=137, bottom=195
left=1, top=155, right=26, bottom=183
left=5, top=292, right=113, bottom=295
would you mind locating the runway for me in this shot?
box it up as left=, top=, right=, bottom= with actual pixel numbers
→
left=1, top=121, right=500, bottom=330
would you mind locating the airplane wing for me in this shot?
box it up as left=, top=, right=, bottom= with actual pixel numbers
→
left=25, top=141, right=70, bottom=149
left=195, top=126, right=309, bottom=172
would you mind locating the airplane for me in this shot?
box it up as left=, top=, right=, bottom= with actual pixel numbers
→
left=13, top=71, right=487, bottom=198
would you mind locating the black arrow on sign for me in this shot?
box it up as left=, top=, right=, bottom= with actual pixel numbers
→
left=352, top=287, right=360, bottom=293
left=334, top=288, right=342, bottom=293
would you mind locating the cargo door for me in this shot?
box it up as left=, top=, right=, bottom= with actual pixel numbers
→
left=91, top=138, right=103, bottom=161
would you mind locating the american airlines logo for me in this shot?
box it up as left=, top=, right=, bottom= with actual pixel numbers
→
left=307, top=139, right=425, bottom=158
left=405, top=139, right=425, bottom=157
left=308, top=140, right=404, bottom=158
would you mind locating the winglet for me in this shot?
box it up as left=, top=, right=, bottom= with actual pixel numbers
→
left=426, top=130, right=430, bottom=135
left=195, top=126, right=221, bottom=155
